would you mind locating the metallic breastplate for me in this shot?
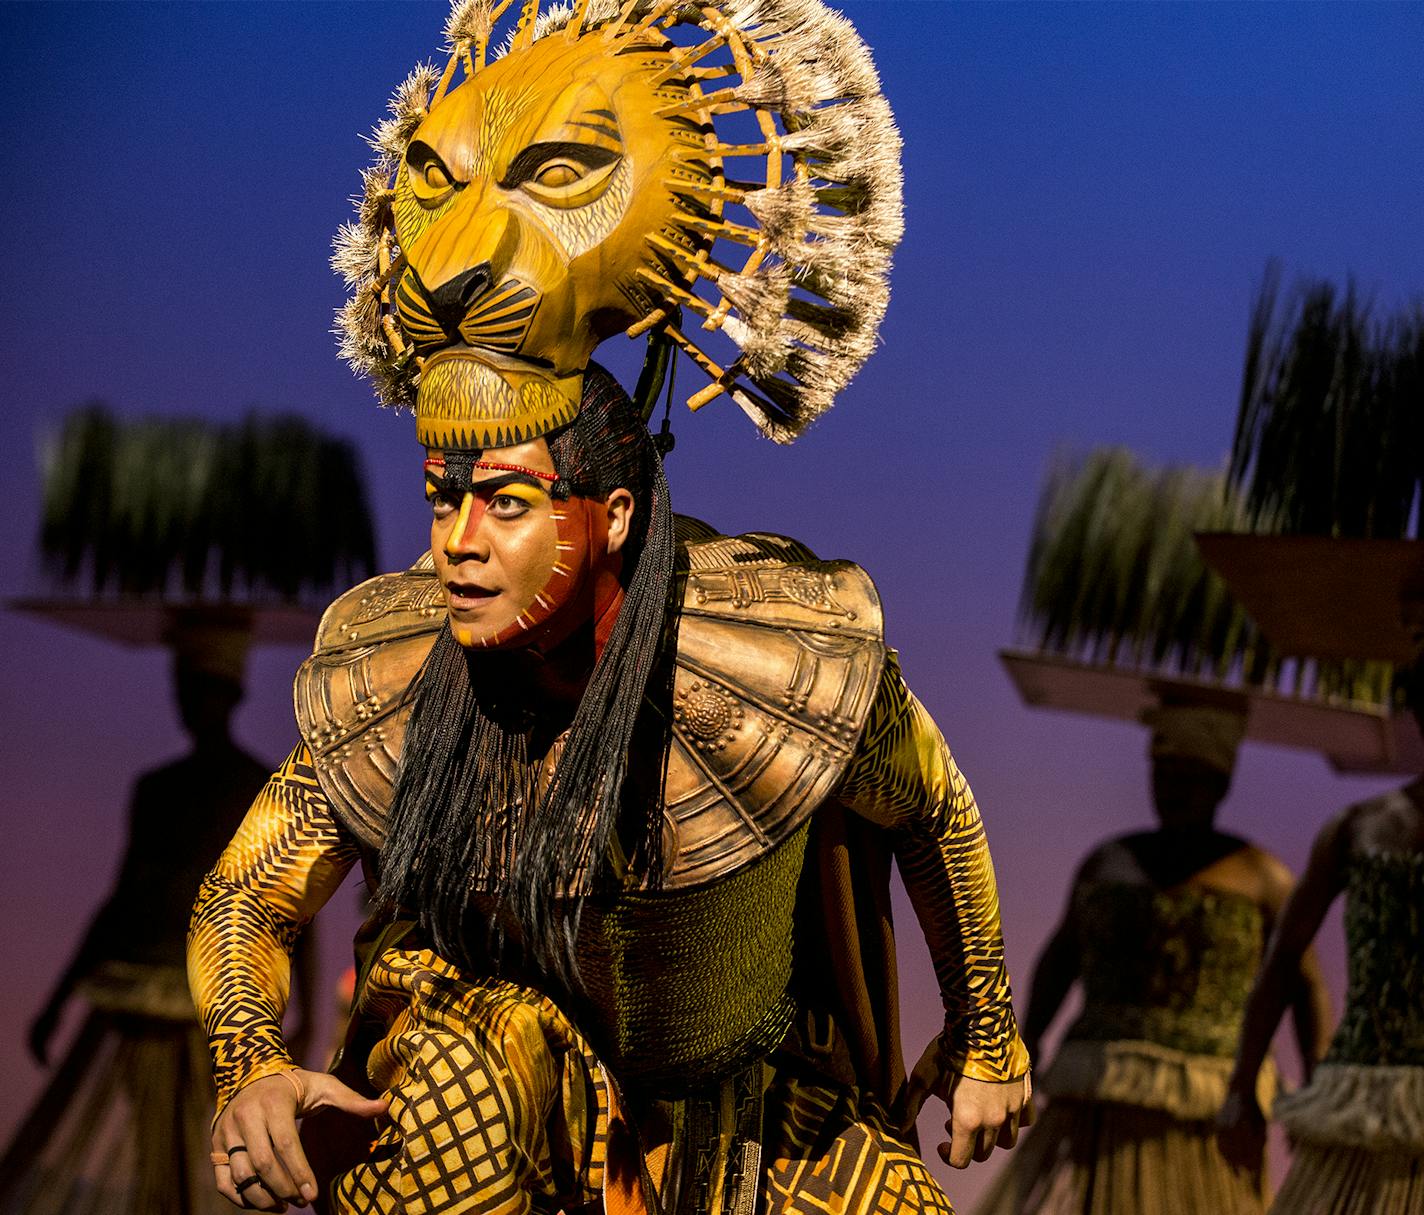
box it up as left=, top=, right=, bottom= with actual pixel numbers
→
left=294, top=525, right=885, bottom=889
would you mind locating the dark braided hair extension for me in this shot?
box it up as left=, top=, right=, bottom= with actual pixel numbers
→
left=375, top=364, right=676, bottom=988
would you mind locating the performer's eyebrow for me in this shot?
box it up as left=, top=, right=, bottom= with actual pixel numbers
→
left=424, top=469, right=547, bottom=496
left=470, top=471, right=548, bottom=494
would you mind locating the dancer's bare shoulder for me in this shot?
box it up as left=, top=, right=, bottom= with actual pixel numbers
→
left=1199, top=842, right=1297, bottom=912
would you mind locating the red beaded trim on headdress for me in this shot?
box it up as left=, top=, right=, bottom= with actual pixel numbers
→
left=474, top=461, right=561, bottom=482
left=423, top=457, right=559, bottom=483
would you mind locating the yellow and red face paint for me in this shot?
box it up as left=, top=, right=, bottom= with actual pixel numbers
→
left=425, top=456, right=612, bottom=651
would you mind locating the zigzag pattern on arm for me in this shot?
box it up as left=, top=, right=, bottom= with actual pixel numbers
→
left=835, top=656, right=1030, bottom=1084
left=187, top=744, right=360, bottom=1111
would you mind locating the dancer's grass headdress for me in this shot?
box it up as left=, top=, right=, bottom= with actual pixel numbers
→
left=1199, top=269, right=1424, bottom=756
left=1229, top=264, right=1423, bottom=540
left=1003, top=447, right=1402, bottom=773
left=15, top=405, right=377, bottom=651
left=39, top=405, right=375, bottom=602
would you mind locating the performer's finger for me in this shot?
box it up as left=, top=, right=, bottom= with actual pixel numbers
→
left=213, top=1162, right=243, bottom=1208
left=233, top=1172, right=286, bottom=1213
left=996, top=1108, right=1021, bottom=1150
left=939, top=1115, right=976, bottom=1170
left=973, top=1125, right=997, bottom=1162
left=305, top=1070, right=390, bottom=1120
left=232, top=1116, right=300, bottom=1206
left=211, top=1129, right=242, bottom=1207
left=227, top=1153, right=281, bottom=1214
left=268, top=1115, right=320, bottom=1206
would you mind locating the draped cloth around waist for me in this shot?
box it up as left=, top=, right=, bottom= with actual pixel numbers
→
left=357, top=825, right=811, bottom=1101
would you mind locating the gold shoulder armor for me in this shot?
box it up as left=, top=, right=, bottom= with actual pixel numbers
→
left=291, top=532, right=887, bottom=877
left=663, top=531, right=886, bottom=887
left=293, top=553, right=443, bottom=850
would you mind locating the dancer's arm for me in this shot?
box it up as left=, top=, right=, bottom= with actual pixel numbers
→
left=1289, top=945, right=1334, bottom=1081
left=1250, top=846, right=1334, bottom=1082
left=1019, top=897, right=1080, bottom=1066
left=836, top=653, right=1031, bottom=1167
left=188, top=744, right=384, bottom=1210
left=1217, top=811, right=1347, bottom=1159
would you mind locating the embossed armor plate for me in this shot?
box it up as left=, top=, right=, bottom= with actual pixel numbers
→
left=294, top=527, right=886, bottom=888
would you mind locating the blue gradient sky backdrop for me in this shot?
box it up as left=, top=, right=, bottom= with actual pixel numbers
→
left=2, top=2, right=1422, bottom=1202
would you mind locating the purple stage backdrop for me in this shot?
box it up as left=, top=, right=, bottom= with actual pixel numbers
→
left=2, top=2, right=1421, bottom=1206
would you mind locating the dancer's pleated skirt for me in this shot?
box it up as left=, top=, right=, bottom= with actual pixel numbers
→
left=0, top=964, right=224, bottom=1215
left=1270, top=1062, right=1424, bottom=1215
left=974, top=1098, right=1266, bottom=1215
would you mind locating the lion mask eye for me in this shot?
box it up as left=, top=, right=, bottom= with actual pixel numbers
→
left=534, top=162, right=580, bottom=189
left=407, top=140, right=461, bottom=207
left=503, top=141, right=622, bottom=209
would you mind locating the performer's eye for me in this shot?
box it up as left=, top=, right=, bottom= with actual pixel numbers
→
left=487, top=493, right=532, bottom=519
left=427, top=489, right=460, bottom=519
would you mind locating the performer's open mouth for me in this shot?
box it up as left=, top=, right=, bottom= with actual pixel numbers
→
left=446, top=580, right=499, bottom=610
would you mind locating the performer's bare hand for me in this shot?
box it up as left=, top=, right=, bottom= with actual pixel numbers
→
left=1214, top=1088, right=1266, bottom=1174
left=896, top=1040, right=1033, bottom=1169
left=211, top=1069, right=388, bottom=1210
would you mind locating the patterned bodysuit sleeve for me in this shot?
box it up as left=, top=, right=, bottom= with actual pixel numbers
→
left=834, top=653, right=1031, bottom=1084
left=187, top=744, right=361, bottom=1114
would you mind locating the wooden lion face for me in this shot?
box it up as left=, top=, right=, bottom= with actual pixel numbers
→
left=391, top=27, right=707, bottom=447
left=338, top=0, right=903, bottom=448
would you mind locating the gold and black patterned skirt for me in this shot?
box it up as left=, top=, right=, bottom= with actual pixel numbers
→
left=327, top=949, right=954, bottom=1215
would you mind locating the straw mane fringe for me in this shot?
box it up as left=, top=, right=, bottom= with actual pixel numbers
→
left=445, top=0, right=501, bottom=48
left=334, top=0, right=903, bottom=443
left=369, top=64, right=441, bottom=170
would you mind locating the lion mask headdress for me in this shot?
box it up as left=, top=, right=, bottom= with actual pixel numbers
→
left=334, top=0, right=903, bottom=448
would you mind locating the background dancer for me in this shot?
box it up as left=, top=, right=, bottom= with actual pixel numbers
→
left=983, top=450, right=1342, bottom=1215
left=1, top=409, right=374, bottom=1215
left=1209, top=274, right=1424, bottom=1214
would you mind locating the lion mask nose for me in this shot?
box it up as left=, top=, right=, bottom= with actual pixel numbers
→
left=421, top=263, right=494, bottom=337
